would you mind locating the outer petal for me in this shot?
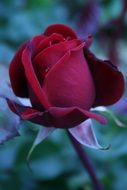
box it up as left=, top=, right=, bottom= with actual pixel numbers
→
left=68, top=119, right=102, bottom=149
left=9, top=35, right=46, bottom=98
left=43, top=46, right=95, bottom=110
left=44, top=24, right=77, bottom=39
left=84, top=48, right=125, bottom=106
left=6, top=98, right=52, bottom=127
left=7, top=98, right=107, bottom=129
left=9, top=42, right=28, bottom=97
left=22, top=43, right=50, bottom=110
left=48, top=106, right=107, bottom=128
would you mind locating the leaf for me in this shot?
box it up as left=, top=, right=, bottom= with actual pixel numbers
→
left=0, top=128, right=20, bottom=144
left=0, top=64, right=21, bottom=144
left=111, top=97, right=127, bottom=116
left=27, top=126, right=55, bottom=163
left=0, top=107, right=20, bottom=144
left=68, top=119, right=108, bottom=149
left=92, top=106, right=126, bottom=127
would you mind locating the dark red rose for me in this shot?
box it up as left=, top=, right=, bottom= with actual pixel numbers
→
left=8, top=24, right=124, bottom=129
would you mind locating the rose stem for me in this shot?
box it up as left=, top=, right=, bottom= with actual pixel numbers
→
left=67, top=132, right=103, bottom=190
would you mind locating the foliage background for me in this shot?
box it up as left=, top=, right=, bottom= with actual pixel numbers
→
left=0, top=0, right=127, bottom=190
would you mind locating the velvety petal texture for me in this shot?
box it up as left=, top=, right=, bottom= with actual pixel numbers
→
left=44, top=24, right=77, bottom=39
left=8, top=23, right=124, bottom=132
left=43, top=45, right=95, bottom=110
left=22, top=43, right=50, bottom=110
left=6, top=99, right=53, bottom=127
left=7, top=98, right=107, bottom=129
left=9, top=42, right=28, bottom=97
left=84, top=48, right=124, bottom=106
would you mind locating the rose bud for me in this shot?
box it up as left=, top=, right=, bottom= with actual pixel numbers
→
left=6, top=24, right=124, bottom=149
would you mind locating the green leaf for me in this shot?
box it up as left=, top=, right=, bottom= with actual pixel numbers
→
left=27, top=127, right=55, bottom=165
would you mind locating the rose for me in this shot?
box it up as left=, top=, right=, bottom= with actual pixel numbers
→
left=6, top=24, right=125, bottom=148
left=7, top=24, right=124, bottom=130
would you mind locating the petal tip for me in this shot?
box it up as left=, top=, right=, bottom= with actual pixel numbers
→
left=44, top=24, right=77, bottom=39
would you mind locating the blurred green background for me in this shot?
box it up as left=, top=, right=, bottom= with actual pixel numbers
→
left=0, top=0, right=127, bottom=190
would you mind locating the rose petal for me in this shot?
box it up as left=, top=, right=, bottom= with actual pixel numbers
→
left=9, top=42, right=28, bottom=97
left=6, top=98, right=37, bottom=116
left=84, top=48, right=125, bottom=106
left=31, top=34, right=66, bottom=86
left=22, top=43, right=50, bottom=109
left=6, top=98, right=52, bottom=127
left=7, top=97, right=107, bottom=129
left=48, top=106, right=107, bottom=128
left=33, top=39, right=83, bottom=85
left=31, top=34, right=45, bottom=48
left=34, top=39, right=82, bottom=65
left=43, top=47, right=95, bottom=110
left=44, top=24, right=77, bottom=39
left=32, top=33, right=64, bottom=57
left=68, top=119, right=102, bottom=149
